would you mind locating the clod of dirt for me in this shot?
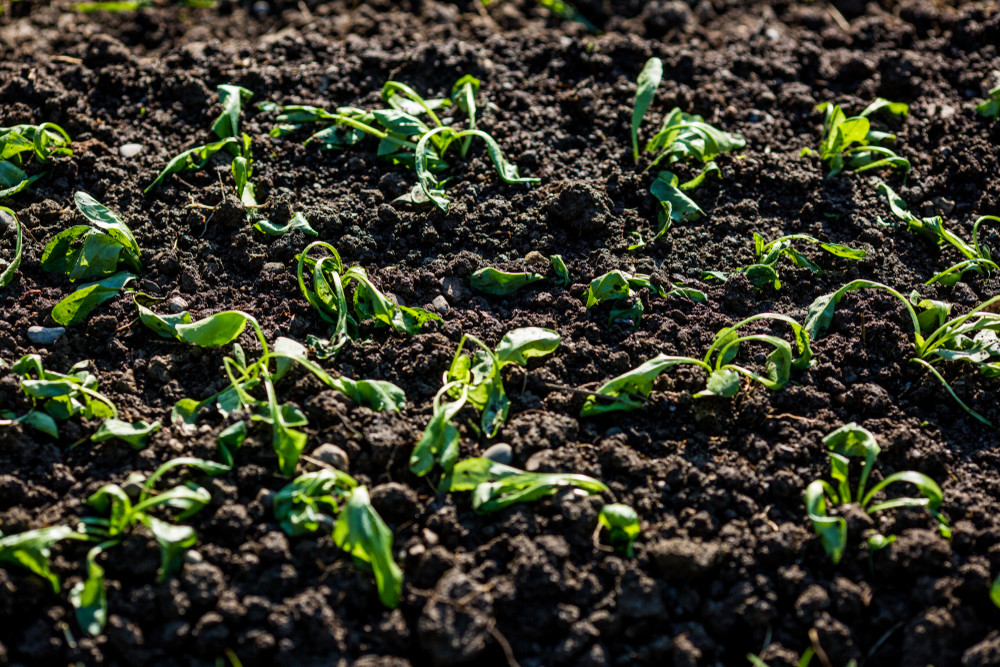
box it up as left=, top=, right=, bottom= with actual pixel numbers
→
left=648, top=538, right=722, bottom=578
left=417, top=569, right=494, bottom=666
left=369, top=482, right=418, bottom=523
left=545, top=181, right=611, bottom=235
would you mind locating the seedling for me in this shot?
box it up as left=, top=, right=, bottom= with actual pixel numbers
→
left=297, top=241, right=441, bottom=358
left=804, top=280, right=1000, bottom=425
left=804, top=423, right=949, bottom=563
left=0, top=525, right=89, bottom=593
left=580, top=313, right=812, bottom=416
left=41, top=191, right=141, bottom=325
left=595, top=503, right=641, bottom=556
left=703, top=232, right=865, bottom=290
left=411, top=327, right=561, bottom=475
left=470, top=255, right=571, bottom=295
left=808, top=98, right=910, bottom=178
left=583, top=269, right=706, bottom=326
left=266, top=76, right=539, bottom=212
left=136, top=302, right=405, bottom=474
left=274, top=471, right=402, bottom=607
left=439, top=457, right=609, bottom=513
left=72, top=457, right=228, bottom=634
left=631, top=57, right=663, bottom=163
left=976, top=84, right=1000, bottom=119
left=0, top=122, right=72, bottom=198
left=0, top=206, right=22, bottom=289
left=876, top=182, right=997, bottom=285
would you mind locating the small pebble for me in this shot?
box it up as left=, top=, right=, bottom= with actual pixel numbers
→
left=119, top=143, right=144, bottom=158
left=311, top=443, right=349, bottom=471
left=431, top=295, right=449, bottom=313
left=167, top=296, right=189, bottom=313
left=27, top=326, right=66, bottom=345
left=482, top=442, right=513, bottom=465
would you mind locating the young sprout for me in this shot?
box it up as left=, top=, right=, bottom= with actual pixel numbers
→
left=72, top=457, right=227, bottom=634
left=804, top=280, right=1000, bottom=425
left=0, top=122, right=72, bottom=198
left=631, top=57, right=663, bottom=163
left=274, top=471, right=402, bottom=608
left=439, top=457, right=609, bottom=513
left=0, top=206, right=22, bottom=289
left=297, top=241, right=442, bottom=358
left=411, top=328, right=561, bottom=475
left=804, top=423, right=949, bottom=563
left=136, top=302, right=405, bottom=474
left=266, top=76, right=539, bottom=212
left=596, top=503, right=641, bottom=556
left=470, top=255, right=572, bottom=295
left=976, top=84, right=1000, bottom=119
left=0, top=525, right=89, bottom=593
left=876, top=182, right=998, bottom=285
left=579, top=313, right=812, bottom=416
left=583, top=269, right=706, bottom=326
left=809, top=98, right=910, bottom=178
left=703, top=232, right=865, bottom=290
left=41, top=192, right=141, bottom=325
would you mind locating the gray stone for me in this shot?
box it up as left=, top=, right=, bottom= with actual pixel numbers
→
left=311, top=443, right=349, bottom=471
left=432, top=295, right=449, bottom=313
left=119, top=143, right=144, bottom=158
left=27, top=326, right=66, bottom=345
left=482, top=442, right=513, bottom=465
left=167, top=296, right=189, bottom=313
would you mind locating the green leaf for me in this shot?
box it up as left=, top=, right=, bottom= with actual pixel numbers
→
left=144, top=515, right=198, bottom=581
left=411, top=382, right=468, bottom=476
left=91, top=418, right=161, bottom=449
left=470, top=267, right=546, bottom=295
left=0, top=206, right=22, bottom=289
left=977, top=85, right=1000, bottom=119
left=253, top=211, right=318, bottom=237
left=40, top=225, right=92, bottom=275
left=549, top=255, right=570, bottom=286
left=73, top=191, right=140, bottom=266
left=803, top=279, right=919, bottom=343
left=333, top=486, right=403, bottom=608
left=69, top=545, right=108, bottom=636
left=273, top=468, right=358, bottom=537
left=598, top=503, right=641, bottom=557
left=332, top=377, right=407, bottom=412
left=52, top=271, right=135, bottom=326
left=581, top=354, right=708, bottom=416
left=0, top=525, right=83, bottom=592
left=694, top=367, right=741, bottom=398
left=174, top=311, right=254, bottom=347
left=212, top=85, right=254, bottom=140
left=145, top=136, right=241, bottom=192
left=441, top=457, right=609, bottom=514
left=991, top=574, right=1000, bottom=608
left=804, top=480, right=847, bottom=563
left=651, top=171, right=704, bottom=223
left=494, top=327, right=561, bottom=368
left=632, top=57, right=663, bottom=163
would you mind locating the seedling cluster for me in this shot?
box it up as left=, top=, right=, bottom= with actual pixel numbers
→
left=1, top=45, right=998, bottom=644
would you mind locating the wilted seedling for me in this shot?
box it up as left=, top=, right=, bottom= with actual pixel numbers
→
left=411, top=328, right=561, bottom=476
left=297, top=241, right=441, bottom=358
left=0, top=206, right=22, bottom=289
left=809, top=98, right=910, bottom=178
left=804, top=423, right=949, bottom=563
left=136, top=302, right=405, bottom=475
left=584, top=269, right=706, bottom=326
left=804, top=280, right=1000, bottom=425
left=876, top=182, right=998, bottom=285
left=470, top=255, right=572, bottom=295
left=41, top=191, right=141, bottom=325
left=0, top=122, right=72, bottom=198
left=439, top=457, right=609, bottom=513
left=274, top=470, right=402, bottom=607
left=976, top=84, right=1000, bottom=119
left=72, top=457, right=228, bottom=634
left=580, top=313, right=812, bottom=416
left=266, top=76, right=539, bottom=212
left=703, top=232, right=865, bottom=290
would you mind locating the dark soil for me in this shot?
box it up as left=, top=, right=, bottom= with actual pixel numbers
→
left=2, top=0, right=1000, bottom=665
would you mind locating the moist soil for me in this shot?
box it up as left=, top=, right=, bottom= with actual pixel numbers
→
left=2, top=1, right=1000, bottom=665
